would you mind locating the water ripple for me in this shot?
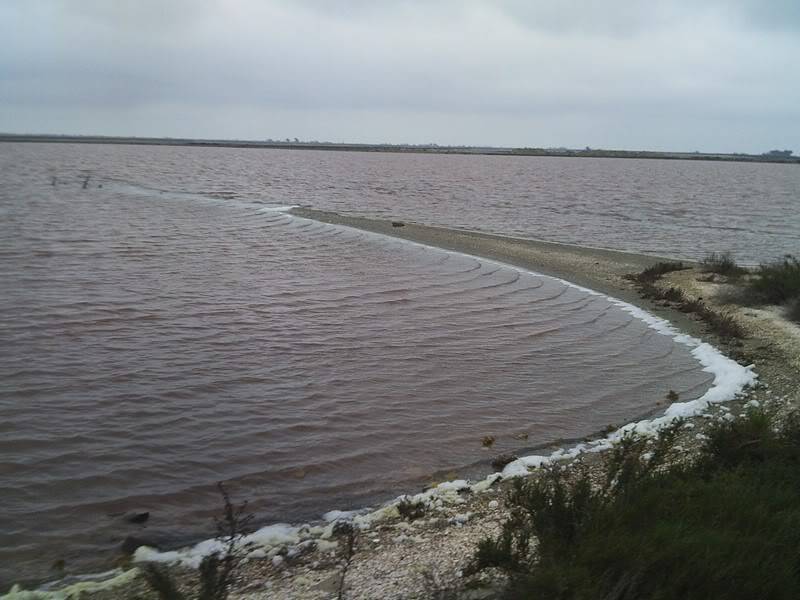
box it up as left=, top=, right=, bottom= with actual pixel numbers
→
left=0, top=144, right=722, bottom=588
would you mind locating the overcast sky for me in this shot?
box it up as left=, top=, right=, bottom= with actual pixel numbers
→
left=1, top=0, right=798, bottom=152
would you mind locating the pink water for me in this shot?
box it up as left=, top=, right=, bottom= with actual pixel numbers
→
left=3, top=142, right=789, bottom=588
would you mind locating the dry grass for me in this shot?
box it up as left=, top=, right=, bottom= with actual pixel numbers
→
left=700, top=252, right=747, bottom=277
left=627, top=261, right=687, bottom=284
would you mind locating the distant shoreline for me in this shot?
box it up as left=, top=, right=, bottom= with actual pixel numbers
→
left=2, top=133, right=798, bottom=165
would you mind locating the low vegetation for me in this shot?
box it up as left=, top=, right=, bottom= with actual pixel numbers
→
left=334, top=522, right=357, bottom=600
left=789, top=299, right=800, bottom=323
left=628, top=261, right=687, bottom=284
left=700, top=252, right=747, bottom=277
left=397, top=497, right=426, bottom=521
left=660, top=286, right=687, bottom=303
left=628, top=262, right=746, bottom=339
left=697, top=306, right=746, bottom=339
left=469, top=409, right=800, bottom=599
left=696, top=252, right=799, bottom=324
left=699, top=254, right=800, bottom=325
left=746, top=255, right=800, bottom=313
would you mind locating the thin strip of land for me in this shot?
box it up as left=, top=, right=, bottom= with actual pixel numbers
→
left=1, top=133, right=798, bottom=165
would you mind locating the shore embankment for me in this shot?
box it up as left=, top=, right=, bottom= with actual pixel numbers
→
left=6, top=210, right=798, bottom=599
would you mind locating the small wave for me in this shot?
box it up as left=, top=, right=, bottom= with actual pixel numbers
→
left=125, top=214, right=756, bottom=575
left=256, top=204, right=299, bottom=213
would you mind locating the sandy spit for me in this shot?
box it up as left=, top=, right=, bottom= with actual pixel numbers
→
left=14, top=209, right=799, bottom=600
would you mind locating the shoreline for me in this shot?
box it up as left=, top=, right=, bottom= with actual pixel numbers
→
left=5, top=211, right=799, bottom=599
left=248, top=211, right=798, bottom=600
left=2, top=134, right=799, bottom=165
left=291, top=208, right=701, bottom=332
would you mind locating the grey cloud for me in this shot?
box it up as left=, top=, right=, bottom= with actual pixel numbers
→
left=0, top=1, right=798, bottom=152
left=51, top=0, right=219, bottom=32
left=730, top=0, right=800, bottom=30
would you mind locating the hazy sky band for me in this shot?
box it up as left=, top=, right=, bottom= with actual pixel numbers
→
left=1, top=0, right=798, bottom=152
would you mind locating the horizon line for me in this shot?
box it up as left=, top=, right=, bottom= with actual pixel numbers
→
left=0, top=132, right=796, bottom=162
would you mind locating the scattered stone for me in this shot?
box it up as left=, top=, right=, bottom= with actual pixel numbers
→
left=448, top=513, right=472, bottom=526
left=490, top=454, right=518, bottom=471
left=120, top=535, right=157, bottom=555
left=126, top=511, right=150, bottom=524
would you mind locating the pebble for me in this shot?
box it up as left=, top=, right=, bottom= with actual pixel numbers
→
left=449, top=513, right=472, bottom=526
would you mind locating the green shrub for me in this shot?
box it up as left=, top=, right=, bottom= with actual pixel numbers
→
left=397, top=498, right=426, bottom=521
left=698, top=408, right=800, bottom=472
left=747, top=255, right=800, bottom=305
left=631, top=262, right=687, bottom=284
left=700, top=252, right=747, bottom=277
left=789, top=299, right=800, bottom=323
left=142, top=563, right=184, bottom=600
left=678, top=297, right=705, bottom=313
left=470, top=411, right=800, bottom=600
left=636, top=282, right=659, bottom=299
left=637, top=283, right=686, bottom=304
left=675, top=296, right=746, bottom=339
left=697, top=306, right=746, bottom=339
left=662, top=287, right=686, bottom=303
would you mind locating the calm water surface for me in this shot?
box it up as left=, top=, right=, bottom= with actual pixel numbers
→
left=1, top=143, right=795, bottom=587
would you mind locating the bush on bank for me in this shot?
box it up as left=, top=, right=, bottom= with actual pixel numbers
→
left=700, top=252, right=747, bottom=277
left=469, top=410, right=800, bottom=600
left=746, top=255, right=800, bottom=308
